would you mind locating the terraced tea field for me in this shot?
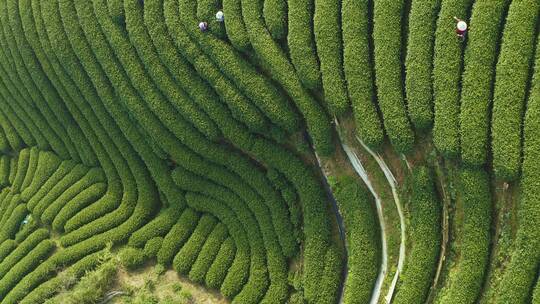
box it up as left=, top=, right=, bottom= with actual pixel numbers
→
left=0, top=0, right=538, bottom=303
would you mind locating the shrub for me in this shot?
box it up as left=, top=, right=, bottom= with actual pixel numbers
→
left=373, top=0, right=415, bottom=153
left=264, top=0, right=287, bottom=39
left=459, top=0, right=511, bottom=166
left=119, top=247, right=146, bottom=270
left=314, top=0, right=349, bottom=115
left=491, top=0, right=540, bottom=180
left=238, top=0, right=334, bottom=156
left=20, top=147, right=40, bottom=191
left=405, top=0, right=440, bottom=130
left=169, top=0, right=301, bottom=133
left=331, top=175, right=380, bottom=303
left=189, top=223, right=229, bottom=283
left=18, top=250, right=103, bottom=304
left=129, top=204, right=184, bottom=248
left=11, top=148, right=30, bottom=193
left=393, top=167, right=441, bottom=304
left=436, top=168, right=491, bottom=304
left=0, top=240, right=55, bottom=299
left=0, top=110, right=23, bottom=151
left=52, top=182, right=107, bottom=232
left=223, top=0, right=251, bottom=50
left=342, top=0, right=384, bottom=148
left=205, top=237, right=236, bottom=289
left=143, top=237, right=164, bottom=258
left=432, top=0, right=474, bottom=157
left=26, top=160, right=77, bottom=212
left=495, top=25, right=540, bottom=303
left=0, top=203, right=28, bottom=243
left=0, top=239, right=16, bottom=262
left=288, top=0, right=321, bottom=89
left=173, top=215, right=218, bottom=275
left=157, top=208, right=200, bottom=266
left=0, top=229, right=50, bottom=279
left=41, top=167, right=104, bottom=225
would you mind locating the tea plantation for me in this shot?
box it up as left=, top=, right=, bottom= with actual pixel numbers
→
left=0, top=0, right=538, bottom=303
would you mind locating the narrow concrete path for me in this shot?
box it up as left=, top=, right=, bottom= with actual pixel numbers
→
left=355, top=136, right=406, bottom=304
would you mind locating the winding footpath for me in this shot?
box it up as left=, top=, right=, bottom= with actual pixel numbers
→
left=340, top=143, right=388, bottom=304
left=356, top=136, right=406, bottom=303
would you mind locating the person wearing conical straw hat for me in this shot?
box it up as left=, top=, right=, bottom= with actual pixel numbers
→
left=454, top=16, right=468, bottom=41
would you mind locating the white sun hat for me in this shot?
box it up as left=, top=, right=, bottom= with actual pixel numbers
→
left=216, top=10, right=224, bottom=22
left=457, top=21, right=467, bottom=31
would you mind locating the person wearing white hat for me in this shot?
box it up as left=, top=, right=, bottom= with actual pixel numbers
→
left=199, top=21, right=208, bottom=32
left=216, top=10, right=224, bottom=22
left=453, top=16, right=468, bottom=40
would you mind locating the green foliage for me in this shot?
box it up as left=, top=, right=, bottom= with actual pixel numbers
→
left=189, top=223, right=229, bottom=283
left=373, top=0, right=415, bottom=153
left=143, top=237, right=164, bottom=258
left=491, top=0, right=540, bottom=181
left=205, top=237, right=237, bottom=289
left=157, top=208, right=200, bottom=266
left=331, top=176, right=380, bottom=303
left=433, top=0, right=474, bottom=157
left=314, top=0, right=349, bottom=115
left=459, top=0, right=511, bottom=166
left=288, top=0, right=321, bottom=89
left=405, top=0, right=440, bottom=130
left=264, top=0, right=287, bottom=39
left=342, top=0, right=384, bottom=148
left=393, top=167, right=441, bottom=304
left=436, top=168, right=491, bottom=304
left=119, top=247, right=147, bottom=270
left=495, top=25, right=540, bottom=303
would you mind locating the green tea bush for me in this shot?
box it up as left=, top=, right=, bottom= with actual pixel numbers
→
left=0, top=204, right=28, bottom=243
left=0, top=229, right=51, bottom=279
left=173, top=215, right=218, bottom=274
left=436, top=168, right=491, bottom=304
left=0, top=240, right=55, bottom=298
left=495, top=27, right=540, bottom=303
left=314, top=0, right=349, bottom=115
left=185, top=192, right=267, bottom=302
left=41, top=167, right=104, bottom=225
left=331, top=176, right=380, bottom=303
left=239, top=0, right=334, bottom=155
left=206, top=237, right=237, bottom=289
left=0, top=239, right=16, bottom=262
left=157, top=208, right=200, bottom=266
left=223, top=0, right=251, bottom=50
left=405, top=0, right=440, bottom=130
left=264, top=0, right=287, bottom=39
left=21, top=151, right=61, bottom=202
left=189, top=223, right=229, bottom=283
left=393, top=167, right=441, bottom=304
left=20, top=147, right=40, bottom=191
left=119, top=247, right=146, bottom=270
left=0, top=110, right=23, bottom=151
left=491, top=0, right=540, bottom=180
left=459, top=0, right=511, bottom=166
left=52, top=182, right=107, bottom=232
left=373, top=0, right=415, bottom=153
left=433, top=0, right=474, bottom=157
left=342, top=0, right=384, bottom=148
left=129, top=204, right=184, bottom=248
left=26, top=161, right=77, bottom=212
left=11, top=148, right=30, bottom=193
left=288, top=0, right=321, bottom=89
left=143, top=237, right=164, bottom=258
